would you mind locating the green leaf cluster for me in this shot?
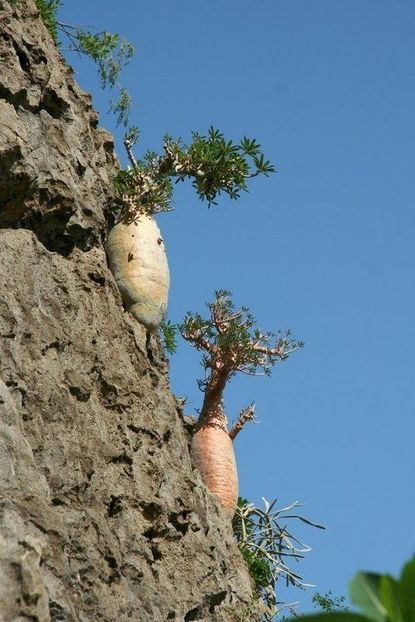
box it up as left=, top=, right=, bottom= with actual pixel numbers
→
left=114, top=128, right=276, bottom=214
left=36, top=0, right=62, bottom=44
left=57, top=25, right=135, bottom=127
left=159, top=320, right=178, bottom=355
left=233, top=500, right=273, bottom=594
left=180, top=290, right=303, bottom=389
left=166, top=127, right=275, bottom=205
left=109, top=88, right=132, bottom=127
left=233, top=497, right=325, bottom=622
left=172, top=127, right=275, bottom=204
left=240, top=547, right=273, bottom=592
left=35, top=4, right=136, bottom=128
left=114, top=163, right=174, bottom=217
left=74, top=30, right=134, bottom=90
left=313, top=591, right=348, bottom=613
left=297, top=558, right=415, bottom=622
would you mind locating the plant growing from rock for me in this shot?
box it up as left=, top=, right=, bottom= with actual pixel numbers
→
left=233, top=497, right=325, bottom=621
left=180, top=290, right=303, bottom=513
left=19, top=0, right=136, bottom=124
left=107, top=132, right=275, bottom=329
left=28, top=0, right=276, bottom=333
left=59, top=26, right=135, bottom=126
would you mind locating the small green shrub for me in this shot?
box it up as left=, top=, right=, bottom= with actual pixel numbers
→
left=240, top=547, right=273, bottom=592
left=233, top=497, right=324, bottom=621
left=159, top=320, right=178, bottom=354
left=36, top=0, right=61, bottom=44
left=28, top=0, right=135, bottom=126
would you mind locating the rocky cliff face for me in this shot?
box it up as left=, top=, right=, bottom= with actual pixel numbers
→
left=0, top=2, right=257, bottom=620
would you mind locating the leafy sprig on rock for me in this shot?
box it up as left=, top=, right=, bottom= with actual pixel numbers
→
left=27, top=0, right=135, bottom=125
left=233, top=497, right=325, bottom=621
left=114, top=128, right=276, bottom=215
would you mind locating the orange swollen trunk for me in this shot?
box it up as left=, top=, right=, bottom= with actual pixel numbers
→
left=191, top=425, right=238, bottom=514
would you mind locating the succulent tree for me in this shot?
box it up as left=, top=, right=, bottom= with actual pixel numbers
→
left=107, top=130, right=275, bottom=328
left=180, top=290, right=303, bottom=513
left=33, top=0, right=277, bottom=332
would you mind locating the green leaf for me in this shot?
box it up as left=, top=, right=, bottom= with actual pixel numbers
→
left=379, top=575, right=403, bottom=622
left=36, top=0, right=61, bottom=44
left=159, top=320, right=178, bottom=354
left=285, top=514, right=326, bottom=529
left=399, top=558, right=415, bottom=622
left=349, top=572, right=387, bottom=622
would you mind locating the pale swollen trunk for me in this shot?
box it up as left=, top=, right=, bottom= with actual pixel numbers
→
left=191, top=372, right=238, bottom=515
left=106, top=214, right=170, bottom=329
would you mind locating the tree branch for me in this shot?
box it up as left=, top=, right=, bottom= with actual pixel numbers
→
left=252, top=339, right=303, bottom=360
left=211, top=302, right=226, bottom=335
left=124, top=137, right=138, bottom=170
left=236, top=367, right=268, bottom=376
left=181, top=327, right=218, bottom=356
left=229, top=402, right=257, bottom=440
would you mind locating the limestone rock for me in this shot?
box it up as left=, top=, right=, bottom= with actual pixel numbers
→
left=0, top=1, right=259, bottom=620
left=0, top=0, right=117, bottom=255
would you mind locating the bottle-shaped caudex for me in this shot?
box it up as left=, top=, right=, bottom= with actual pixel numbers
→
left=106, top=212, right=169, bottom=329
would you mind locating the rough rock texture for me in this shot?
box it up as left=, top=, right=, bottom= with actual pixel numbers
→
left=0, top=2, right=258, bottom=621
left=0, top=0, right=117, bottom=255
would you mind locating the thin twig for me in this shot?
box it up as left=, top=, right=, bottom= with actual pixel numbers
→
left=124, top=138, right=138, bottom=169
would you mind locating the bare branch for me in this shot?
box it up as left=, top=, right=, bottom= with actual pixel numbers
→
left=211, top=300, right=225, bottom=335
left=252, top=339, right=303, bottom=361
left=181, top=326, right=218, bottom=357
left=252, top=344, right=287, bottom=358
left=124, top=137, right=138, bottom=170
left=236, top=367, right=269, bottom=376
left=57, top=24, right=83, bottom=56
left=221, top=310, right=245, bottom=324
left=229, top=402, right=257, bottom=440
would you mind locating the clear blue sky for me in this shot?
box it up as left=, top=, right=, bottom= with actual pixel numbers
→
left=61, top=0, right=415, bottom=613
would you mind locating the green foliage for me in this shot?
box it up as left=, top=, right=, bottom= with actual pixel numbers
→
left=159, top=320, right=178, bottom=355
left=114, top=157, right=174, bottom=216
left=295, top=558, right=415, bottom=622
left=36, top=0, right=61, bottom=43
left=109, top=88, right=132, bottom=127
left=349, top=573, right=388, bottom=622
left=170, top=127, right=276, bottom=205
left=313, top=591, right=348, bottom=613
left=74, top=30, right=134, bottom=90
left=32, top=3, right=272, bottom=210
left=240, top=547, right=273, bottom=591
left=58, top=25, right=135, bottom=127
left=114, top=127, right=276, bottom=214
left=32, top=6, right=136, bottom=128
left=180, top=290, right=303, bottom=392
left=233, top=497, right=325, bottom=621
